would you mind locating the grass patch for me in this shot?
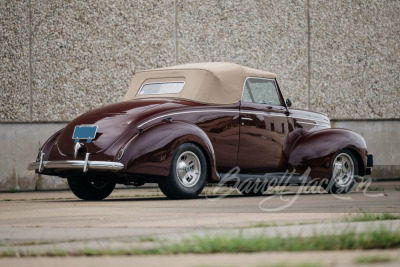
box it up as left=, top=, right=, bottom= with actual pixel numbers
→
left=268, top=188, right=291, bottom=193
left=249, top=222, right=278, bottom=228
left=367, top=187, right=384, bottom=191
left=354, top=254, right=395, bottom=264
left=163, top=228, right=400, bottom=254
left=1, top=228, right=399, bottom=257
left=243, top=221, right=314, bottom=229
left=8, top=188, right=17, bottom=193
left=138, top=236, right=158, bottom=242
left=109, top=195, right=131, bottom=198
left=347, top=212, right=400, bottom=222
left=0, top=250, right=17, bottom=257
left=201, top=188, right=240, bottom=196
left=258, top=263, right=323, bottom=267
left=395, top=187, right=400, bottom=191
left=132, top=193, right=165, bottom=197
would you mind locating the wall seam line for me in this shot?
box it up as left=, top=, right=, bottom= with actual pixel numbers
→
left=174, top=0, right=178, bottom=65
left=28, top=0, right=33, bottom=121
left=307, top=0, right=311, bottom=111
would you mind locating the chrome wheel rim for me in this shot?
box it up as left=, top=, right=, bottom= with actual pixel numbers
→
left=175, top=151, right=201, bottom=188
left=332, top=153, right=354, bottom=187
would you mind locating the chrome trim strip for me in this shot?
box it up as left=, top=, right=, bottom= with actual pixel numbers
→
left=296, top=121, right=329, bottom=127
left=290, top=115, right=330, bottom=125
left=137, top=109, right=330, bottom=129
left=241, top=111, right=287, bottom=118
left=28, top=160, right=124, bottom=172
left=241, top=117, right=253, bottom=121
left=137, top=109, right=239, bottom=128
left=296, top=121, right=316, bottom=126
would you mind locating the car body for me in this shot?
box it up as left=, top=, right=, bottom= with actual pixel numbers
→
left=28, top=62, right=373, bottom=199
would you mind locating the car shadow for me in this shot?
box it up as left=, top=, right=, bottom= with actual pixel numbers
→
left=51, top=190, right=367, bottom=203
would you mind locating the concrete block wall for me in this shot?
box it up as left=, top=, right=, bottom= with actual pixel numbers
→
left=1, top=0, right=399, bottom=190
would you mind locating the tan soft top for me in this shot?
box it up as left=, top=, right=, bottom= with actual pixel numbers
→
left=124, top=62, right=277, bottom=105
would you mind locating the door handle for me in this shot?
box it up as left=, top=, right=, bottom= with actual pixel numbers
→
left=241, top=117, right=253, bottom=121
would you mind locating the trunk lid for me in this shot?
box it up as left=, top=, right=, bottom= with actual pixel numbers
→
left=57, top=99, right=180, bottom=156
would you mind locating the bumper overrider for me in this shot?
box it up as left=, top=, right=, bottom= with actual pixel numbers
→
left=27, top=153, right=124, bottom=173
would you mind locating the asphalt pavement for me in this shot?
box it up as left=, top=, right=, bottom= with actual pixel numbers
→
left=0, top=181, right=399, bottom=266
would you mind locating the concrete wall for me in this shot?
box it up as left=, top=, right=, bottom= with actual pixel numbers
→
left=0, top=123, right=68, bottom=191
left=1, top=0, right=399, bottom=190
left=0, top=120, right=398, bottom=191
left=331, top=120, right=400, bottom=179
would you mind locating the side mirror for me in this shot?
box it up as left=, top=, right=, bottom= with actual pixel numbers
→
left=286, top=98, right=292, bottom=108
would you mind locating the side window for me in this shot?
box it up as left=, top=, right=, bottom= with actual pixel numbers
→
left=242, top=78, right=282, bottom=106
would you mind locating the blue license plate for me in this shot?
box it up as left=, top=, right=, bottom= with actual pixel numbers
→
left=72, top=125, right=98, bottom=143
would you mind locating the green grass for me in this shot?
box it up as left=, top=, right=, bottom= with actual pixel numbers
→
left=132, top=193, right=165, bottom=197
left=246, top=222, right=308, bottom=228
left=248, top=222, right=278, bottom=228
left=367, top=187, right=384, bottom=191
left=346, top=212, right=400, bottom=222
left=258, top=263, right=323, bottom=267
left=354, top=254, right=395, bottom=264
left=395, top=187, right=400, bottom=191
left=109, top=195, right=131, bottom=198
left=201, top=188, right=239, bottom=195
left=1, top=197, right=76, bottom=202
left=268, top=188, right=291, bottom=193
left=1, top=227, right=399, bottom=257
left=138, top=236, right=158, bottom=242
left=163, top=228, right=400, bottom=254
left=8, top=188, right=17, bottom=193
left=195, top=263, right=324, bottom=267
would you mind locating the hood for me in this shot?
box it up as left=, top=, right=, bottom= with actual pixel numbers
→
left=290, top=108, right=331, bottom=127
left=57, top=99, right=195, bottom=157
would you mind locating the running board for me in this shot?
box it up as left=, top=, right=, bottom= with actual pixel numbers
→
left=218, top=172, right=312, bottom=186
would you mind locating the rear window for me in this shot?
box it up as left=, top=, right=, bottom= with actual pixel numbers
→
left=138, top=82, right=184, bottom=95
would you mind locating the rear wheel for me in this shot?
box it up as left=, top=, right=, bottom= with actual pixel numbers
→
left=323, top=149, right=358, bottom=194
left=67, top=176, right=116, bottom=200
left=158, top=143, right=207, bottom=199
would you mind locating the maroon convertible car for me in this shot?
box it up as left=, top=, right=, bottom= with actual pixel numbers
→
left=28, top=62, right=373, bottom=200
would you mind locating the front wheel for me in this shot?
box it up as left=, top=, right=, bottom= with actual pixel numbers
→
left=158, top=143, right=208, bottom=199
left=67, top=176, right=116, bottom=200
left=323, top=149, right=358, bottom=194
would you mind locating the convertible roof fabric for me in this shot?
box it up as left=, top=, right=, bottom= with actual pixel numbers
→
left=124, top=62, right=277, bottom=105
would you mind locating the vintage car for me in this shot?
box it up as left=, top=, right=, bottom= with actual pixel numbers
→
left=28, top=62, right=373, bottom=200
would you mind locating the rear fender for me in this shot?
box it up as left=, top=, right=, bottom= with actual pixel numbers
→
left=288, top=128, right=367, bottom=180
left=120, top=121, right=219, bottom=181
left=42, top=129, right=63, bottom=160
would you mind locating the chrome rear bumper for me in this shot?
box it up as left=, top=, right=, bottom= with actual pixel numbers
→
left=28, top=153, right=124, bottom=173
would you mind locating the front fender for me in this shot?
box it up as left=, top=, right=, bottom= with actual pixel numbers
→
left=288, top=128, right=367, bottom=179
left=120, top=121, right=219, bottom=181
